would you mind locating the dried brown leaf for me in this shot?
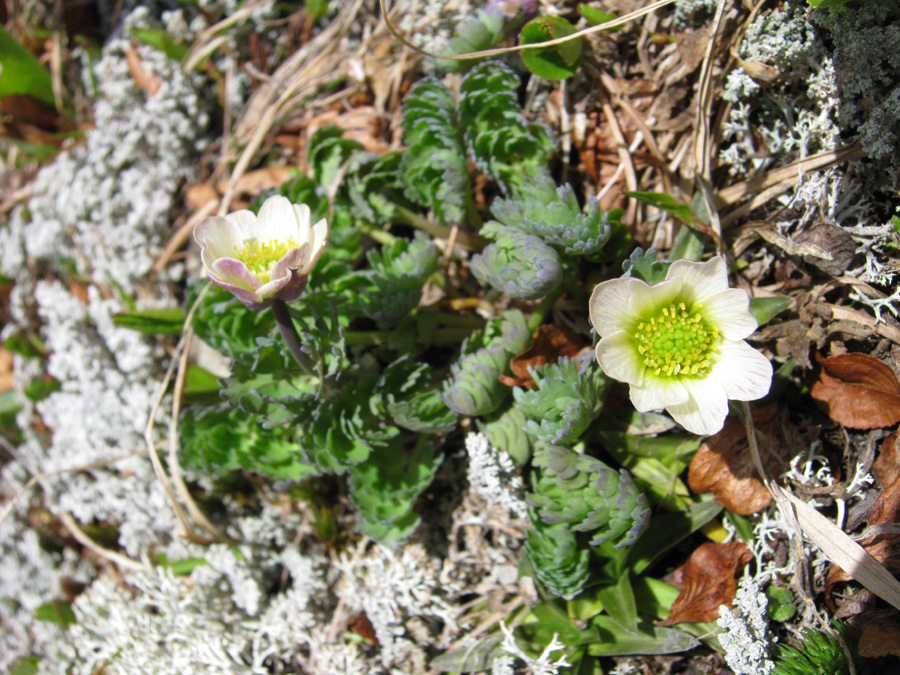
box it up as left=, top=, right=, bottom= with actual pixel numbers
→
left=859, top=618, right=900, bottom=658
left=501, top=325, right=584, bottom=389
left=687, top=405, right=782, bottom=515
left=825, top=476, right=900, bottom=612
left=126, top=45, right=161, bottom=96
left=215, top=167, right=293, bottom=199
left=811, top=353, right=900, bottom=429
left=874, top=431, right=900, bottom=488
left=659, top=542, right=752, bottom=625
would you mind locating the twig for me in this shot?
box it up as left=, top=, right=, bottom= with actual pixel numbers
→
left=59, top=512, right=146, bottom=572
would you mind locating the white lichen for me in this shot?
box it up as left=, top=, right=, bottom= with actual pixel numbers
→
left=464, top=432, right=528, bottom=518
left=717, top=575, right=775, bottom=675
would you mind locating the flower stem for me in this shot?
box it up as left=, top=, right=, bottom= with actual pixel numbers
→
left=271, top=299, right=316, bottom=373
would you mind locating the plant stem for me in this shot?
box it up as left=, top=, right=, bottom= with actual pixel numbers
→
left=527, top=283, right=566, bottom=333
left=395, top=205, right=487, bottom=250
left=271, top=299, right=316, bottom=373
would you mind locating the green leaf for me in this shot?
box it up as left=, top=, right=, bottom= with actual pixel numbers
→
left=34, top=600, right=76, bottom=627
left=131, top=27, right=190, bottom=61
left=595, top=572, right=639, bottom=635
left=669, top=223, right=705, bottom=262
left=632, top=576, right=680, bottom=621
left=0, top=27, right=55, bottom=106
left=430, top=634, right=505, bottom=672
left=586, top=616, right=700, bottom=656
left=627, top=497, right=722, bottom=575
left=766, top=585, right=796, bottom=622
left=183, top=365, right=221, bottom=399
left=112, top=307, right=185, bottom=335
left=520, top=16, right=583, bottom=80
left=625, top=191, right=695, bottom=225
left=0, top=389, right=22, bottom=427
left=597, top=431, right=699, bottom=509
left=749, top=296, right=792, bottom=326
left=11, top=656, right=41, bottom=675
left=578, top=5, right=621, bottom=29
left=305, top=0, right=332, bottom=21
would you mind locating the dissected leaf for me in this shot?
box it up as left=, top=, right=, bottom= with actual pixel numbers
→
left=687, top=404, right=784, bottom=515
left=810, top=352, right=900, bottom=429
left=660, top=542, right=752, bottom=625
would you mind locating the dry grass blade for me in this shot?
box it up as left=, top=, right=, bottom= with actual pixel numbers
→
left=743, top=402, right=900, bottom=613
left=219, top=0, right=368, bottom=217
left=143, top=282, right=229, bottom=545
left=59, top=512, right=147, bottom=572
left=168, top=329, right=236, bottom=544
left=0, top=448, right=149, bottom=529
left=718, top=144, right=866, bottom=225
left=378, top=0, right=677, bottom=61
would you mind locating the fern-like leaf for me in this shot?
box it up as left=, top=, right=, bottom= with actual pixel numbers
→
left=529, top=445, right=650, bottom=549
left=459, top=61, right=554, bottom=193
left=400, top=78, right=470, bottom=223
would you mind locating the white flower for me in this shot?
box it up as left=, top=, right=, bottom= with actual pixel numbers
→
left=589, top=256, right=772, bottom=435
left=193, top=195, right=328, bottom=310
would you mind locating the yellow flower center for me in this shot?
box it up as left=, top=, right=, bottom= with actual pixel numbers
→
left=634, top=301, right=721, bottom=378
left=233, top=238, right=297, bottom=283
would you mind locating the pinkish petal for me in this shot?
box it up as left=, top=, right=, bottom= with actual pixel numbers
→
left=629, top=376, right=690, bottom=412
left=666, top=257, right=728, bottom=304
left=710, top=339, right=772, bottom=401
left=667, top=376, right=729, bottom=436
left=596, top=331, right=644, bottom=386
left=210, top=257, right=262, bottom=291
left=210, top=277, right=267, bottom=308
left=700, top=288, right=758, bottom=340
left=276, top=273, right=309, bottom=303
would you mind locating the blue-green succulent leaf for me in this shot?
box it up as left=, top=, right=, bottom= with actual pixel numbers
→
left=470, top=224, right=562, bottom=300
left=492, top=175, right=624, bottom=256
left=514, top=357, right=609, bottom=445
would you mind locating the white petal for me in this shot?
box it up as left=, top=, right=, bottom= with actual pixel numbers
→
left=224, top=210, right=259, bottom=242
left=194, top=216, right=243, bottom=260
left=596, top=331, right=644, bottom=386
left=257, top=195, right=297, bottom=242
left=700, top=288, right=758, bottom=340
left=666, top=257, right=728, bottom=303
left=710, top=339, right=773, bottom=401
left=627, top=277, right=684, bottom=319
left=292, top=203, right=312, bottom=242
left=589, top=277, right=646, bottom=337
left=629, top=376, right=689, bottom=411
left=305, top=218, right=329, bottom=271
left=667, top=376, right=729, bottom=436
